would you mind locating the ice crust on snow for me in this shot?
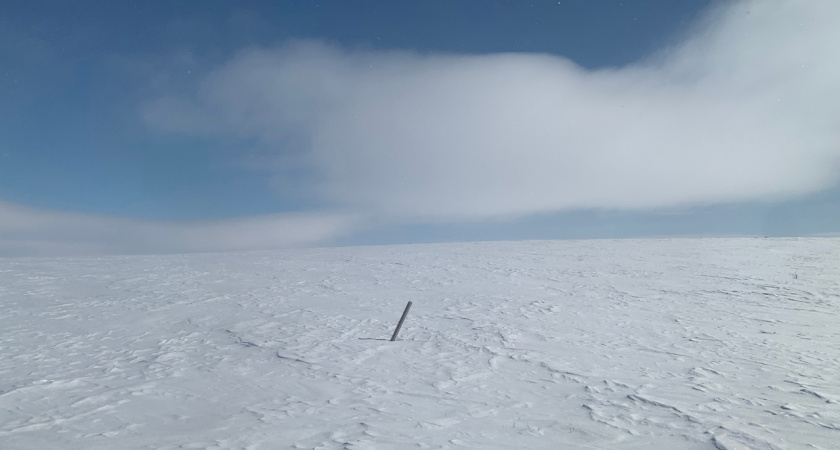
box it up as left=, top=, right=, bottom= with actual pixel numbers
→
left=1, top=238, right=838, bottom=449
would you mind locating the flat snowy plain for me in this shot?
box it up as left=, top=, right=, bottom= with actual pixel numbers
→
left=1, top=238, right=838, bottom=449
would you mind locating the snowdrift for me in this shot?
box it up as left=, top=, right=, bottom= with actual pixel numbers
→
left=1, top=238, right=838, bottom=449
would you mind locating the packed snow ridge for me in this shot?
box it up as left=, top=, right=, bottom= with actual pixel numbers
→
left=1, top=238, right=838, bottom=449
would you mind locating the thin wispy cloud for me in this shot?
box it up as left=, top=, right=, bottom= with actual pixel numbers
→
left=0, top=201, right=358, bottom=256
left=146, top=0, right=840, bottom=222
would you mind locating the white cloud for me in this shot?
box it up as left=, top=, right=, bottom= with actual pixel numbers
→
left=0, top=201, right=357, bottom=256
left=145, top=0, right=840, bottom=222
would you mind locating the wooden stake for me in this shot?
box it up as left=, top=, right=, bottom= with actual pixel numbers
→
left=390, top=301, right=413, bottom=341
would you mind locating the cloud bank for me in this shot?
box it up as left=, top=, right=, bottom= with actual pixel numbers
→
left=0, top=201, right=357, bottom=256
left=5, top=0, right=839, bottom=256
left=146, top=0, right=840, bottom=222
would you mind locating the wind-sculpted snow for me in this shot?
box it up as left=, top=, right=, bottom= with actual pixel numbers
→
left=1, top=238, right=838, bottom=449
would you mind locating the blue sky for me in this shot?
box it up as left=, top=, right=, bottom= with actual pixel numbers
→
left=1, top=0, right=839, bottom=255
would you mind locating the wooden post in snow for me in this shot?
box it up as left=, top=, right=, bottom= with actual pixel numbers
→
left=390, top=301, right=413, bottom=341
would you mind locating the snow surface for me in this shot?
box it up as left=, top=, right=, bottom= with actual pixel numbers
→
left=1, top=238, right=838, bottom=449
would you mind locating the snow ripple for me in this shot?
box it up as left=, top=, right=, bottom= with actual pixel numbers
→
left=1, top=238, right=838, bottom=449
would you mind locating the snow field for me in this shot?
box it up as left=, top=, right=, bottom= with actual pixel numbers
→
left=1, top=238, right=838, bottom=449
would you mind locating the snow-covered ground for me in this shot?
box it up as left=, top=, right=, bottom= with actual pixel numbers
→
left=1, top=238, right=838, bottom=449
